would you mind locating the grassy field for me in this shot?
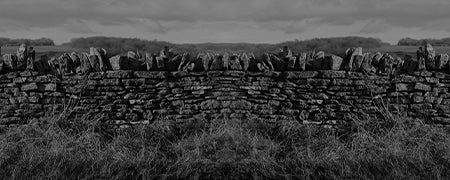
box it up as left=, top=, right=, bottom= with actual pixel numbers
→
left=1, top=46, right=86, bottom=54
left=0, top=102, right=449, bottom=179
left=367, top=45, right=450, bottom=57
left=0, top=46, right=87, bottom=58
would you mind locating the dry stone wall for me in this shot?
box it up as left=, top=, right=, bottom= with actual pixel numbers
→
left=1, top=69, right=450, bottom=129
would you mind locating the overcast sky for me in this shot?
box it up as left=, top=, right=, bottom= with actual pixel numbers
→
left=0, top=0, right=449, bottom=44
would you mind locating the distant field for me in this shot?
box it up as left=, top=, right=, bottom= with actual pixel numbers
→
left=0, top=46, right=87, bottom=57
left=367, top=45, right=450, bottom=57
left=2, top=45, right=450, bottom=59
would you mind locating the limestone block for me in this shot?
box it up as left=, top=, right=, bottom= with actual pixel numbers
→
left=88, top=55, right=101, bottom=72
left=3, top=54, right=18, bottom=70
left=435, top=54, right=449, bottom=70
left=323, top=55, right=343, bottom=70
left=21, top=83, right=38, bottom=91
left=414, top=83, right=431, bottom=91
left=109, top=55, right=129, bottom=70
left=228, top=54, right=242, bottom=70
left=352, top=54, right=364, bottom=71
left=77, top=53, right=92, bottom=74
left=210, top=54, right=226, bottom=70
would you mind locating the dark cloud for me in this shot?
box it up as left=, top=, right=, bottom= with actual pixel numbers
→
left=0, top=0, right=449, bottom=43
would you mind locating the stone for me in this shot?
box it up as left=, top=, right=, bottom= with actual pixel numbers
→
left=33, top=55, right=50, bottom=73
left=311, top=55, right=324, bottom=71
left=286, top=71, right=319, bottom=79
left=228, top=54, right=242, bottom=70
left=43, top=83, right=57, bottom=91
left=22, top=83, right=38, bottom=91
left=88, top=55, right=101, bottom=72
left=422, top=44, right=435, bottom=71
left=99, top=79, right=121, bottom=86
left=426, top=54, right=437, bottom=71
left=156, top=56, right=165, bottom=70
left=287, top=56, right=296, bottom=70
left=402, top=55, right=418, bottom=72
left=343, top=47, right=363, bottom=71
left=145, top=53, right=159, bottom=71
left=53, top=54, right=72, bottom=74
left=26, top=55, right=35, bottom=71
left=418, top=57, right=426, bottom=71
left=321, top=71, right=347, bottom=78
left=109, top=55, right=129, bottom=70
left=323, top=55, right=343, bottom=70
left=129, top=57, right=146, bottom=71
left=77, top=53, right=92, bottom=74
left=296, top=53, right=307, bottom=71
left=3, top=54, right=18, bottom=70
left=395, top=83, right=411, bottom=91
left=69, top=52, right=80, bottom=65
left=360, top=53, right=375, bottom=74
left=90, top=47, right=108, bottom=71
left=201, top=53, right=212, bottom=71
left=127, top=51, right=139, bottom=60
left=307, top=79, right=331, bottom=86
left=16, top=44, right=28, bottom=69
left=134, top=71, right=167, bottom=79
left=210, top=54, right=226, bottom=70
left=106, top=71, right=132, bottom=78
left=352, top=54, right=364, bottom=71
left=0, top=59, right=4, bottom=72
left=435, top=54, right=449, bottom=70
left=240, top=53, right=250, bottom=71
left=414, top=83, right=431, bottom=91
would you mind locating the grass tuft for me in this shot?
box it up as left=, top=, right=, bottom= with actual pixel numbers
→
left=0, top=105, right=449, bottom=179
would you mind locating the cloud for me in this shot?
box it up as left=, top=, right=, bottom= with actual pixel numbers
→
left=62, top=19, right=97, bottom=34
left=0, top=0, right=449, bottom=44
left=356, top=19, right=390, bottom=34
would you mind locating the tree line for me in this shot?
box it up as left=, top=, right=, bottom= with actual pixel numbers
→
left=0, top=37, right=55, bottom=47
left=398, top=37, right=450, bottom=46
left=63, top=36, right=389, bottom=57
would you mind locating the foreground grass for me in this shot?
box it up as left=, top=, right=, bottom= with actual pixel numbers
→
left=0, top=109, right=449, bottom=180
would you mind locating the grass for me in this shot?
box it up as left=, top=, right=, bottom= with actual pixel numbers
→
left=367, top=45, right=450, bottom=57
left=1, top=46, right=86, bottom=54
left=0, top=46, right=87, bottom=59
left=0, top=102, right=449, bottom=179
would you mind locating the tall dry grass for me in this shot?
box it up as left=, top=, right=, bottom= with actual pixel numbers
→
left=0, top=103, right=449, bottom=179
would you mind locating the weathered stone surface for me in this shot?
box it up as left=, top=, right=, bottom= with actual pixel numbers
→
left=286, top=71, right=319, bottom=79
left=435, top=54, right=449, bottom=70
left=352, top=54, right=364, bottom=71
left=106, top=71, right=132, bottom=78
left=3, top=54, right=18, bottom=70
left=133, top=71, right=167, bottom=79
left=228, top=54, right=242, bottom=70
left=88, top=55, right=101, bottom=72
left=210, top=54, right=227, bottom=70
left=109, top=55, right=129, bottom=70
left=309, top=51, right=325, bottom=70
left=21, top=83, right=38, bottom=91
left=418, top=57, right=426, bottom=71
left=16, top=44, right=28, bottom=70
left=91, top=47, right=108, bottom=71
left=402, top=55, right=418, bottom=72
left=76, top=53, right=92, bottom=74
left=43, top=83, right=57, bottom=91
left=414, top=83, right=431, bottom=91
left=396, top=83, right=412, bottom=91
left=320, top=71, right=347, bottom=78
left=296, top=53, right=307, bottom=71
